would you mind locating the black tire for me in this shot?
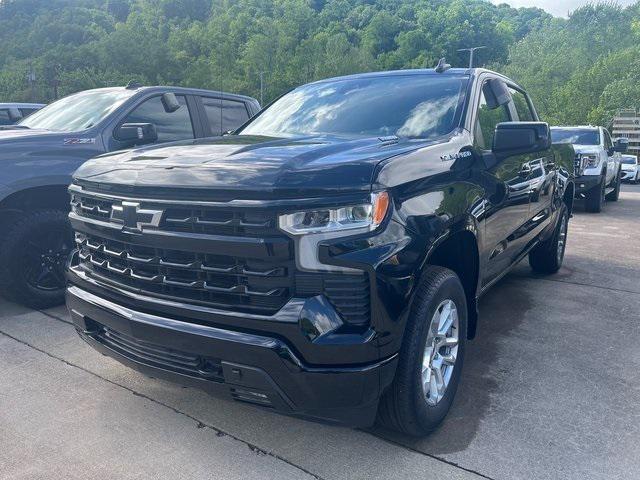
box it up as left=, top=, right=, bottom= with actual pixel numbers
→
left=0, top=210, right=72, bottom=309
left=584, top=175, right=605, bottom=213
left=377, top=266, right=467, bottom=436
left=605, top=169, right=621, bottom=201
left=529, top=204, right=569, bottom=275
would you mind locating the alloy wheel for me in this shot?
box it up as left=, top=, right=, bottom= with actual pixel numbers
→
left=557, top=213, right=568, bottom=264
left=23, top=227, right=72, bottom=292
left=422, top=299, right=459, bottom=406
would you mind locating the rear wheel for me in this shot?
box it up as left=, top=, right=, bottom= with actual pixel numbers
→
left=529, top=205, right=568, bottom=274
left=584, top=175, right=605, bottom=213
left=605, top=169, right=621, bottom=201
left=0, top=210, right=72, bottom=308
left=377, top=266, right=467, bottom=436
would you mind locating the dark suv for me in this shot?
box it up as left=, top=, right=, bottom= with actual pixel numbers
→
left=66, top=68, right=575, bottom=436
left=0, top=85, right=259, bottom=308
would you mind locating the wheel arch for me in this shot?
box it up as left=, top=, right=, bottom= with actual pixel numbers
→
left=0, top=184, right=70, bottom=228
left=419, top=223, right=480, bottom=339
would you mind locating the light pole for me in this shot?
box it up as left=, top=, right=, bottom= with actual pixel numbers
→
left=258, top=71, right=265, bottom=106
left=457, top=46, right=487, bottom=69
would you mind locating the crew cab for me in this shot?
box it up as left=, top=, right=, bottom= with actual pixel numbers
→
left=66, top=68, right=575, bottom=436
left=0, top=102, right=45, bottom=125
left=0, top=84, right=259, bottom=308
left=551, top=126, right=627, bottom=212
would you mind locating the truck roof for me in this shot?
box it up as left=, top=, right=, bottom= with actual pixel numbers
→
left=551, top=125, right=600, bottom=130
left=78, top=85, right=257, bottom=103
left=307, top=67, right=523, bottom=89
left=0, top=102, right=46, bottom=108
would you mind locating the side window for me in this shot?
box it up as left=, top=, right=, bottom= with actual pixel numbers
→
left=0, top=109, right=12, bottom=125
left=509, top=88, right=535, bottom=122
left=20, top=108, right=38, bottom=118
left=475, top=83, right=511, bottom=150
left=202, top=98, right=250, bottom=136
left=123, top=95, right=194, bottom=143
left=603, top=129, right=612, bottom=150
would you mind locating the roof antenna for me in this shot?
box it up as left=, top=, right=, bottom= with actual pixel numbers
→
left=125, top=80, right=143, bottom=90
left=434, top=58, right=451, bottom=73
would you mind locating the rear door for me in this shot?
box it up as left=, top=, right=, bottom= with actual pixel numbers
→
left=198, top=96, right=252, bottom=137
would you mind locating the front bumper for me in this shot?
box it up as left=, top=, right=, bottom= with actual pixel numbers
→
left=67, top=284, right=398, bottom=427
left=622, top=169, right=637, bottom=181
left=573, top=175, right=601, bottom=196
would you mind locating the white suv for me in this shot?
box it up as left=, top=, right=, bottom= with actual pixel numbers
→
left=551, top=126, right=626, bottom=213
left=621, top=155, right=639, bottom=184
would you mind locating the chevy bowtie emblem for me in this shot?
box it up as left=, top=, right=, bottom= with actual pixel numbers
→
left=111, top=201, right=163, bottom=232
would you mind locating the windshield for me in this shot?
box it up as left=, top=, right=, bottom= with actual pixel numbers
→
left=239, top=75, right=468, bottom=139
left=551, top=128, right=600, bottom=146
left=19, top=89, right=136, bottom=132
left=621, top=157, right=637, bottom=165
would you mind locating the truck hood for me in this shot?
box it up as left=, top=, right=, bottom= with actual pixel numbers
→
left=571, top=145, right=601, bottom=155
left=74, top=134, right=438, bottom=197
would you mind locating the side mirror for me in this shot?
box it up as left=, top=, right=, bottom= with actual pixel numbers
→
left=161, top=92, right=181, bottom=113
left=115, top=122, right=158, bottom=145
left=614, top=138, right=629, bottom=153
left=493, top=122, right=551, bottom=156
left=8, top=107, right=22, bottom=122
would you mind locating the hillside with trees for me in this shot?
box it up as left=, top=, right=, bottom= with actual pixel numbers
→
left=0, top=0, right=637, bottom=126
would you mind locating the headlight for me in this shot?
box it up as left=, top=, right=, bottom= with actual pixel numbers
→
left=279, top=192, right=390, bottom=235
left=279, top=192, right=390, bottom=272
left=579, top=154, right=598, bottom=168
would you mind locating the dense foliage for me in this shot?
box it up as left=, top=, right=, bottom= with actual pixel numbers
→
left=0, top=0, right=638, bottom=126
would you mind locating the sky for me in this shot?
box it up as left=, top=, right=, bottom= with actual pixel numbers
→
left=490, top=0, right=637, bottom=17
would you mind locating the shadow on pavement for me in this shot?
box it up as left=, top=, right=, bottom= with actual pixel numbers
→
left=372, top=273, right=534, bottom=455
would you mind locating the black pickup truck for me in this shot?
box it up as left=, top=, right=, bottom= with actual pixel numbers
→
left=66, top=68, right=575, bottom=436
left=0, top=85, right=259, bottom=308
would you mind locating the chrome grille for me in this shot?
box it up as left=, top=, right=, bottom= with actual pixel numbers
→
left=70, top=191, right=279, bottom=237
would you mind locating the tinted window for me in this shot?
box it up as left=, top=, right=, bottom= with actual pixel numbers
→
left=603, top=129, right=612, bottom=149
left=240, top=75, right=468, bottom=139
left=20, top=108, right=39, bottom=117
left=621, top=157, right=637, bottom=165
left=203, top=98, right=250, bottom=136
left=551, top=129, right=600, bottom=146
left=124, top=95, right=194, bottom=143
left=510, top=88, right=535, bottom=122
left=0, top=109, right=12, bottom=125
left=475, top=85, right=511, bottom=150
left=21, top=89, right=136, bottom=132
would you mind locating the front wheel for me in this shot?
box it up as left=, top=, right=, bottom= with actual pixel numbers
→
left=0, top=210, right=73, bottom=309
left=529, top=205, right=569, bottom=275
left=584, top=176, right=605, bottom=213
left=605, top=169, right=621, bottom=201
left=377, top=266, right=467, bottom=436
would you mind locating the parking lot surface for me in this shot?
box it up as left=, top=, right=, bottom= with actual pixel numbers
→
left=1, top=186, right=639, bottom=480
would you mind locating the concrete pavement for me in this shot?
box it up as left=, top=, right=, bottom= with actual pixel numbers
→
left=1, top=185, right=639, bottom=480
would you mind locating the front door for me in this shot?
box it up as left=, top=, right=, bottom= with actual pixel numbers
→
left=474, top=79, right=533, bottom=287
